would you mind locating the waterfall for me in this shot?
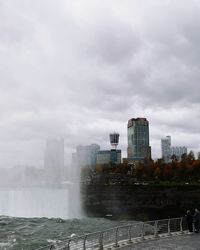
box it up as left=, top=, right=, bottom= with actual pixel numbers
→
left=0, top=185, right=82, bottom=218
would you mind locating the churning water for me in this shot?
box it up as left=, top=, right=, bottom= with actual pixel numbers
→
left=0, top=216, right=124, bottom=250
left=0, top=184, right=84, bottom=249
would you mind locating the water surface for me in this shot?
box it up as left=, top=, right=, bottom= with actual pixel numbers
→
left=0, top=216, right=128, bottom=250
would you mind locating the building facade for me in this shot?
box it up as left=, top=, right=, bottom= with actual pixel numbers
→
left=97, top=149, right=121, bottom=165
left=161, top=136, right=187, bottom=162
left=161, top=136, right=171, bottom=163
left=127, top=118, right=151, bottom=162
left=74, top=144, right=100, bottom=169
left=171, top=146, right=187, bottom=160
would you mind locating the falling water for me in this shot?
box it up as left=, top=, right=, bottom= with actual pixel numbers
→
left=0, top=185, right=81, bottom=219
left=0, top=138, right=83, bottom=219
left=0, top=165, right=83, bottom=219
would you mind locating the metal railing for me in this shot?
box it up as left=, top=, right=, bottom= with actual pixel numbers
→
left=36, top=217, right=188, bottom=250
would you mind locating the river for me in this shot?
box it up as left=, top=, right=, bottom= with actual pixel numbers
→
left=0, top=216, right=129, bottom=250
left=0, top=187, right=127, bottom=249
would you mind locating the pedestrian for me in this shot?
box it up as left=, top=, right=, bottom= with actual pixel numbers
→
left=185, top=210, right=193, bottom=233
left=193, top=208, right=200, bottom=233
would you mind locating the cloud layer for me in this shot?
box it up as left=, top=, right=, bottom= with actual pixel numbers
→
left=0, top=0, right=200, bottom=167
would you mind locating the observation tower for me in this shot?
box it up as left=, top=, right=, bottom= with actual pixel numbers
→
left=109, top=132, right=120, bottom=150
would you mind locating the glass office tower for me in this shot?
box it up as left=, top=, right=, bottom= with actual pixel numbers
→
left=127, top=118, right=151, bottom=162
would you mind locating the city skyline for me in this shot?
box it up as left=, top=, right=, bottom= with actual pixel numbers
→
left=0, top=113, right=197, bottom=168
left=0, top=1, right=200, bottom=168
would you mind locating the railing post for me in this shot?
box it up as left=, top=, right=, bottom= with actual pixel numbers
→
left=141, top=223, right=145, bottom=240
left=67, top=239, right=71, bottom=250
left=154, top=221, right=159, bottom=238
left=114, top=227, right=119, bottom=248
left=128, top=225, right=132, bottom=243
left=180, top=218, right=184, bottom=234
left=99, top=232, right=103, bottom=250
left=83, top=235, right=87, bottom=250
left=168, top=219, right=171, bottom=236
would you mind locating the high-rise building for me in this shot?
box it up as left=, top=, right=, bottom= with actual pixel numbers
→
left=127, top=118, right=151, bottom=162
left=44, top=139, right=64, bottom=186
left=74, top=144, right=100, bottom=169
left=161, top=136, right=187, bottom=162
left=161, top=136, right=171, bottom=163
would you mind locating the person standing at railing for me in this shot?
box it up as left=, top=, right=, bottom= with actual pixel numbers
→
left=193, top=208, right=200, bottom=233
left=185, top=210, right=193, bottom=233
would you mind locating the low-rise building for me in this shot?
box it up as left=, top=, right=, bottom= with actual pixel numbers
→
left=97, top=149, right=121, bottom=165
left=73, top=144, right=100, bottom=169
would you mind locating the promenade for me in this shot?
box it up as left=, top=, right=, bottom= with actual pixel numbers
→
left=37, top=217, right=199, bottom=250
left=120, top=233, right=200, bottom=250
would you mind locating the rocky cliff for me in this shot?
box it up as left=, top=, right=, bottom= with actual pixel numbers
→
left=81, top=184, right=200, bottom=220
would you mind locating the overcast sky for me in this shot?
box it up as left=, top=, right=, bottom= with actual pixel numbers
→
left=0, top=0, right=200, bottom=167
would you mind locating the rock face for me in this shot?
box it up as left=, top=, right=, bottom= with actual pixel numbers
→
left=81, top=184, right=200, bottom=220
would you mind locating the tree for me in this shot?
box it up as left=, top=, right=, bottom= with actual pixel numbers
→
left=135, top=164, right=145, bottom=180
left=186, top=151, right=195, bottom=163
left=181, top=153, right=187, bottom=163
left=96, top=164, right=104, bottom=173
left=163, top=165, right=173, bottom=180
left=171, top=154, right=178, bottom=162
left=190, top=160, right=200, bottom=180
left=154, top=167, right=161, bottom=180
left=176, top=162, right=187, bottom=180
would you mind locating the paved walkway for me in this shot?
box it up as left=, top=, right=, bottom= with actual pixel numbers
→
left=115, top=233, right=200, bottom=250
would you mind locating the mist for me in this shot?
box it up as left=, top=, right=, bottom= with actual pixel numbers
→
left=0, top=0, right=200, bottom=209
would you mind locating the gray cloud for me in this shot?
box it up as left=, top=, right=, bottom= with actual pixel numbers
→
left=0, top=0, right=200, bottom=167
